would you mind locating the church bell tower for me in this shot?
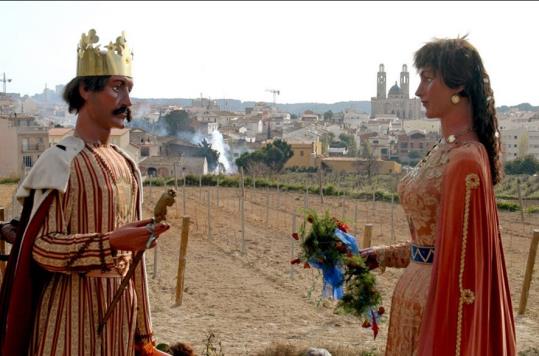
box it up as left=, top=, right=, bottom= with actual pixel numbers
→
left=400, top=64, right=409, bottom=98
left=377, top=64, right=387, bottom=99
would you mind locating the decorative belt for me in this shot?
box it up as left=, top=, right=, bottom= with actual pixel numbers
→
left=85, top=269, right=126, bottom=278
left=85, top=256, right=131, bottom=278
left=410, top=244, right=434, bottom=264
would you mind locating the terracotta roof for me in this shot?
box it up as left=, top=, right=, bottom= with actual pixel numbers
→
left=48, top=128, right=74, bottom=136
left=110, top=128, right=129, bottom=136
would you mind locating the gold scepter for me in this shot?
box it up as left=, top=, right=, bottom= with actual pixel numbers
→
left=98, top=189, right=177, bottom=335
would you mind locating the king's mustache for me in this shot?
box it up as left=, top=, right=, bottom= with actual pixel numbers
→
left=112, top=106, right=132, bottom=122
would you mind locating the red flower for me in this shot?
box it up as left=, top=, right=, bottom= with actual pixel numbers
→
left=303, top=262, right=311, bottom=269
left=346, top=251, right=353, bottom=258
left=335, top=242, right=347, bottom=253
left=290, top=258, right=301, bottom=265
left=378, top=306, right=385, bottom=315
left=361, top=320, right=371, bottom=328
left=291, top=232, right=299, bottom=240
left=337, top=222, right=350, bottom=233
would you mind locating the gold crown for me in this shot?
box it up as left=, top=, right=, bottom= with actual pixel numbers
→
left=77, top=29, right=133, bottom=77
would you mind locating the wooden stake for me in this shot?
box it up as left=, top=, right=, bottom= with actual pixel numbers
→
left=517, top=178, right=525, bottom=223
left=216, top=178, right=220, bottom=207
left=354, top=203, right=358, bottom=237
left=199, top=175, right=202, bottom=201
left=319, top=167, right=324, bottom=204
left=391, top=194, right=396, bottom=242
left=175, top=216, right=191, bottom=306
left=341, top=193, right=345, bottom=221
left=265, top=187, right=270, bottom=224
left=240, top=167, right=246, bottom=255
left=363, top=224, right=373, bottom=248
left=207, top=190, right=211, bottom=240
left=183, top=174, right=187, bottom=216
left=518, top=229, right=539, bottom=315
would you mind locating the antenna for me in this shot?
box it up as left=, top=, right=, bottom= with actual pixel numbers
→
left=265, top=89, right=280, bottom=108
left=1, top=73, right=13, bottom=95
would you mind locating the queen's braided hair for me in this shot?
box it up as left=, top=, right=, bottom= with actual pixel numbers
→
left=414, top=36, right=503, bottom=185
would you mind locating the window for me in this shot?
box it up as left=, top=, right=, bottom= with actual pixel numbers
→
left=23, top=155, right=32, bottom=167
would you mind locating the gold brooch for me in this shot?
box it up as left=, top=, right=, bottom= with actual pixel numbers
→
left=462, top=289, right=475, bottom=304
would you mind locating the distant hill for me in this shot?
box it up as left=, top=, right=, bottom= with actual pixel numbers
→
left=496, top=103, right=539, bottom=113
left=134, top=97, right=371, bottom=115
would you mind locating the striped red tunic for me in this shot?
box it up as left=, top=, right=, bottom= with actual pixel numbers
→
left=29, top=143, right=153, bottom=356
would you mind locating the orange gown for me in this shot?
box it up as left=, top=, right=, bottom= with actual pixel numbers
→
left=374, top=140, right=516, bottom=355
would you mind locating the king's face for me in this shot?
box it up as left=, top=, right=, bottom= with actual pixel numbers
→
left=87, top=75, right=134, bottom=130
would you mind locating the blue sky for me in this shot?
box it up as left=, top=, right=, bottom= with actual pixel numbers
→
left=1, top=1, right=538, bottom=106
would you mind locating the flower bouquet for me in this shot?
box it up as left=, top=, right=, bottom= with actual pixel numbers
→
left=291, top=209, right=384, bottom=339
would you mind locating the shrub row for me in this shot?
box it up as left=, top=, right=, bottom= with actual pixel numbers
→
left=143, top=175, right=538, bottom=210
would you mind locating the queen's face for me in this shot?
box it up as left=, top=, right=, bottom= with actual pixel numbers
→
left=415, top=67, right=455, bottom=119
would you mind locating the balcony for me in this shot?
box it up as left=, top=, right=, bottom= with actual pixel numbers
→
left=21, top=143, right=45, bottom=152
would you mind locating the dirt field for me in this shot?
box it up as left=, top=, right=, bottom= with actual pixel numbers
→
left=1, top=183, right=538, bottom=355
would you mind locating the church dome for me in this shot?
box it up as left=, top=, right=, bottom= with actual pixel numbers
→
left=388, top=82, right=401, bottom=97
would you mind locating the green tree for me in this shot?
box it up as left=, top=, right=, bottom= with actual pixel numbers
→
left=198, top=138, right=220, bottom=172
left=505, top=154, right=539, bottom=175
left=271, top=139, right=293, bottom=162
left=339, top=133, right=358, bottom=156
left=323, top=110, right=334, bottom=121
left=235, top=139, right=293, bottom=173
left=162, top=110, right=194, bottom=136
left=320, top=132, right=335, bottom=154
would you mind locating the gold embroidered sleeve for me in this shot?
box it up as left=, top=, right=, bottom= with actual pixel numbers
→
left=32, top=190, right=115, bottom=273
left=372, top=241, right=411, bottom=270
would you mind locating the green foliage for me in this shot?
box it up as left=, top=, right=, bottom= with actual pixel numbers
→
left=161, top=109, right=194, bottom=136
left=323, top=110, right=334, bottom=121
left=497, top=200, right=521, bottom=212
left=337, top=255, right=382, bottom=318
left=0, top=177, right=19, bottom=184
left=235, top=139, right=293, bottom=173
left=526, top=206, right=539, bottom=214
left=338, top=133, right=358, bottom=156
left=198, top=138, right=221, bottom=172
left=297, top=210, right=382, bottom=320
left=408, top=150, right=422, bottom=160
left=504, top=155, right=539, bottom=175
left=518, top=346, right=539, bottom=356
left=300, top=210, right=343, bottom=265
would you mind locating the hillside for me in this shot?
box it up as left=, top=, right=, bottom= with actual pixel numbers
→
left=133, top=98, right=371, bottom=115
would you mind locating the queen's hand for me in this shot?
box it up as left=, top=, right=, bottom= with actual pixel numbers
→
left=360, top=248, right=380, bottom=270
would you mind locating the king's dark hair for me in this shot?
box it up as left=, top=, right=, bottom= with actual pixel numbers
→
left=63, top=76, right=111, bottom=114
left=414, top=36, right=503, bottom=185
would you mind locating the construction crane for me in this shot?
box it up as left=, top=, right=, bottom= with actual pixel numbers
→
left=265, top=89, right=280, bottom=108
left=1, top=72, right=12, bottom=95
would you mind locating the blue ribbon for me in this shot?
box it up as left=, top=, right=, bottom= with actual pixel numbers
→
left=308, top=228, right=360, bottom=300
left=334, top=228, right=360, bottom=253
